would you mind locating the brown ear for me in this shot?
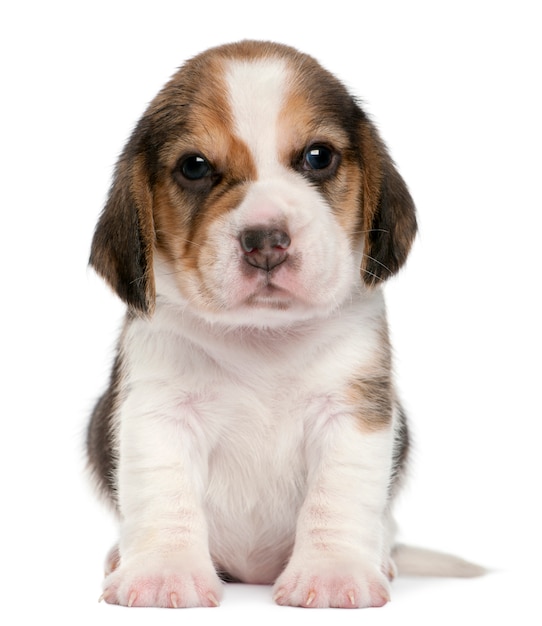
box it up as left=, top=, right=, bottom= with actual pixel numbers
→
left=89, top=152, right=155, bottom=314
left=359, top=122, right=417, bottom=285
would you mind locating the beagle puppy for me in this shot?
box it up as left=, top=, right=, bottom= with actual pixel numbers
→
left=87, top=40, right=479, bottom=609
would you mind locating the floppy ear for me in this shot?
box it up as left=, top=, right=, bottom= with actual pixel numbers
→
left=89, top=151, right=156, bottom=314
left=359, top=122, right=417, bottom=285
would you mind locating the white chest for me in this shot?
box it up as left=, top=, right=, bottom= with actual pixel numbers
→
left=204, top=384, right=308, bottom=582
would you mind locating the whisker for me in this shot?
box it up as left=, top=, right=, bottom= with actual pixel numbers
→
left=362, top=254, right=392, bottom=274
left=360, top=266, right=384, bottom=282
left=154, top=231, right=205, bottom=250
left=157, top=268, right=184, bottom=277
left=349, top=228, right=391, bottom=236
left=152, top=235, right=208, bottom=278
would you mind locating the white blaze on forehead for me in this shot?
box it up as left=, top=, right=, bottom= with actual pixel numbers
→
left=225, top=58, right=289, bottom=175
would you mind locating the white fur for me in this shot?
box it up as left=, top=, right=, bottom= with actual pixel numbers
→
left=226, top=58, right=287, bottom=174
left=114, top=287, right=390, bottom=586
left=103, top=56, right=397, bottom=608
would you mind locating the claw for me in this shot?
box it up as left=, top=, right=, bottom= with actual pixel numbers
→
left=305, top=590, right=316, bottom=607
left=371, top=586, right=390, bottom=607
left=347, top=591, right=356, bottom=606
left=170, top=592, right=179, bottom=608
left=386, top=559, right=398, bottom=581
left=207, top=592, right=220, bottom=607
left=273, top=589, right=285, bottom=604
left=99, top=590, right=113, bottom=604
left=128, top=591, right=137, bottom=607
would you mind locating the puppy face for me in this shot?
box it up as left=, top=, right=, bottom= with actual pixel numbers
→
left=90, top=41, right=416, bottom=325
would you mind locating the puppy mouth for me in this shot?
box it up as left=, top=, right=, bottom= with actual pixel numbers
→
left=238, top=244, right=298, bottom=309
left=245, top=279, right=293, bottom=310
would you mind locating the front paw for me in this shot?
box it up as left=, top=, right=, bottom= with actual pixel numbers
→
left=273, top=558, right=390, bottom=609
left=101, top=553, right=223, bottom=608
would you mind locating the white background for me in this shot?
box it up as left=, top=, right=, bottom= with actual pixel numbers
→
left=1, top=1, right=540, bottom=624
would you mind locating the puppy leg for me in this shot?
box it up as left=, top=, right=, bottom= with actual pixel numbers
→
left=102, top=392, right=222, bottom=608
left=273, top=416, right=393, bottom=609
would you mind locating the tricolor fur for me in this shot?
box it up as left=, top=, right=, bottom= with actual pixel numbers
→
left=87, top=41, right=480, bottom=610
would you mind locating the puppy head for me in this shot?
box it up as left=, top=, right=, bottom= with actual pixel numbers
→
left=90, top=41, right=416, bottom=325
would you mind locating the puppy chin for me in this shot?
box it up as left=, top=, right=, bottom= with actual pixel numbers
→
left=153, top=250, right=358, bottom=330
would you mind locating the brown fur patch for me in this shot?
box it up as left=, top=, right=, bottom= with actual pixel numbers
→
left=276, top=56, right=366, bottom=242
left=90, top=153, right=156, bottom=314
left=345, top=325, right=394, bottom=432
left=87, top=335, right=125, bottom=508
left=148, top=51, right=260, bottom=288
left=348, top=374, right=394, bottom=432
left=357, top=123, right=417, bottom=285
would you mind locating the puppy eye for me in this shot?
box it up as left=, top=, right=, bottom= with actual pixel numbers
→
left=304, top=145, right=334, bottom=171
left=179, top=155, right=212, bottom=180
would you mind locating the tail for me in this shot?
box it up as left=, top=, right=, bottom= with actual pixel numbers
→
left=392, top=544, right=487, bottom=578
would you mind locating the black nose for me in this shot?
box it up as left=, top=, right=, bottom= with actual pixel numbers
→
left=240, top=228, right=291, bottom=272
